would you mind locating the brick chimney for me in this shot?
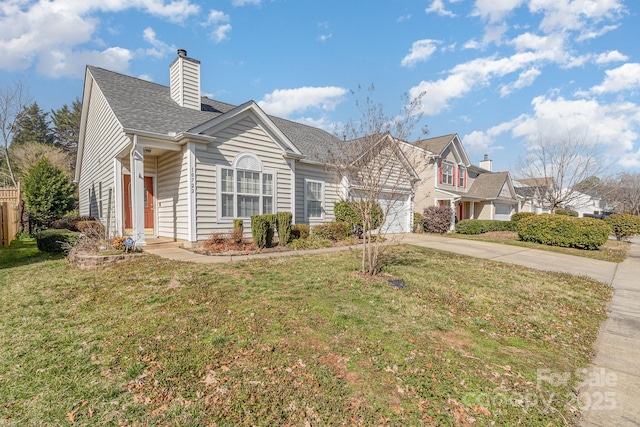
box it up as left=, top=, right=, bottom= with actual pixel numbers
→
left=479, top=154, right=492, bottom=171
left=170, top=49, right=201, bottom=110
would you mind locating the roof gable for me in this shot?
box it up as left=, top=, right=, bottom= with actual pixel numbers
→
left=412, top=133, right=470, bottom=165
left=465, top=171, right=516, bottom=200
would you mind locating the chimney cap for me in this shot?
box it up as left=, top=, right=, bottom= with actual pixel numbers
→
left=483, top=154, right=489, bottom=161
left=177, top=48, right=187, bottom=58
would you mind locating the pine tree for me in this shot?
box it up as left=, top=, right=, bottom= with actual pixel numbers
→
left=51, top=98, right=81, bottom=153
left=22, top=157, right=76, bottom=229
left=10, top=102, right=54, bottom=148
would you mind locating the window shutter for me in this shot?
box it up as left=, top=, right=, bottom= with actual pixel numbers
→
left=439, top=163, right=443, bottom=184
left=453, top=167, right=457, bottom=187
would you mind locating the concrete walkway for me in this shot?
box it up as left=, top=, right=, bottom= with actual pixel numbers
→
left=145, top=234, right=639, bottom=425
left=579, top=238, right=640, bottom=427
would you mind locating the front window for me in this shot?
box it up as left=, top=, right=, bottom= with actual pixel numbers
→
left=306, top=180, right=324, bottom=219
left=458, top=166, right=466, bottom=188
left=441, top=162, right=453, bottom=185
left=219, top=167, right=274, bottom=219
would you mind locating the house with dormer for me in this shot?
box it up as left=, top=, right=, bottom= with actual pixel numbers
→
left=75, top=50, right=419, bottom=245
left=404, top=134, right=518, bottom=223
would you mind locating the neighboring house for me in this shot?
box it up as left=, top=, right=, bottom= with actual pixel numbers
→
left=75, top=50, right=417, bottom=245
left=513, top=178, right=554, bottom=214
left=560, top=188, right=607, bottom=217
left=404, top=134, right=519, bottom=224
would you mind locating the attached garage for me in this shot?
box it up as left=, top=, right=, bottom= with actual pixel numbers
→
left=494, top=203, right=513, bottom=221
left=378, top=194, right=411, bottom=233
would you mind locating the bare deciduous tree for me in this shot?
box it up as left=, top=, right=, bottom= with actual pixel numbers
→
left=326, top=86, right=427, bottom=275
left=0, top=81, right=29, bottom=187
left=516, top=131, right=608, bottom=212
left=601, top=172, right=640, bottom=215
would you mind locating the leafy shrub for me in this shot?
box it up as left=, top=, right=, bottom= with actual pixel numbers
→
left=423, top=206, right=453, bottom=234
left=455, top=219, right=516, bottom=234
left=233, top=219, right=243, bottom=232
left=311, top=222, right=350, bottom=242
left=276, top=212, right=293, bottom=246
left=291, top=224, right=310, bottom=240
left=36, top=229, right=80, bottom=253
left=517, top=215, right=610, bottom=250
left=510, top=212, right=536, bottom=223
left=605, top=214, right=640, bottom=241
left=555, top=209, right=579, bottom=217
left=251, top=215, right=272, bottom=248
left=334, top=201, right=384, bottom=237
left=23, top=157, right=77, bottom=229
left=413, top=212, right=424, bottom=233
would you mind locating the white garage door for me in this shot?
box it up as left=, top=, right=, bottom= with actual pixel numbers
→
left=378, top=194, right=410, bottom=234
left=494, top=204, right=512, bottom=221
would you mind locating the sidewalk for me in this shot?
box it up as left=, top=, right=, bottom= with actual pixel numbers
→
left=579, top=238, right=640, bottom=427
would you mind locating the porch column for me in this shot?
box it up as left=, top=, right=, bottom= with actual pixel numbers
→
left=470, top=201, right=475, bottom=219
left=130, top=136, right=146, bottom=246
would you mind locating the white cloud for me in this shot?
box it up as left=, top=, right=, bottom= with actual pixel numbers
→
left=466, top=95, right=640, bottom=166
left=205, top=9, right=230, bottom=25
left=590, top=63, right=640, bottom=95
left=317, top=33, right=332, bottom=42
left=258, top=86, right=348, bottom=117
left=0, top=0, right=199, bottom=75
left=401, top=39, right=440, bottom=67
left=425, top=0, right=456, bottom=17
left=595, top=50, right=628, bottom=64
left=36, top=47, right=133, bottom=78
left=397, top=14, right=412, bottom=23
left=142, top=27, right=175, bottom=58
left=138, top=73, right=154, bottom=82
left=463, top=39, right=482, bottom=50
left=211, top=23, right=232, bottom=43
left=232, top=0, right=261, bottom=6
left=528, top=0, right=625, bottom=35
left=294, top=116, right=340, bottom=133
left=472, top=0, right=526, bottom=23
left=500, top=68, right=541, bottom=97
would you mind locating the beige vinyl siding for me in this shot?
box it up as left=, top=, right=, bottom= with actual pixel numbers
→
left=78, top=78, right=129, bottom=237
left=156, top=147, right=189, bottom=240
left=475, top=202, right=493, bottom=220
left=295, top=162, right=340, bottom=224
left=195, top=116, right=293, bottom=240
left=499, top=182, right=512, bottom=198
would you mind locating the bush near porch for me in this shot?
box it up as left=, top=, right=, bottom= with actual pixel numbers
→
left=455, top=219, right=517, bottom=234
left=517, top=214, right=610, bottom=250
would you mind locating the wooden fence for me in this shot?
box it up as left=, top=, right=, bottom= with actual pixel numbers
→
left=0, top=184, right=21, bottom=246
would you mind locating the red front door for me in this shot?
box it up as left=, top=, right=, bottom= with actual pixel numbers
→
left=123, top=175, right=154, bottom=229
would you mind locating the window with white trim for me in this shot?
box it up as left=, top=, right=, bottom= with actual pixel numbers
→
left=441, top=162, right=453, bottom=185
left=219, top=153, right=275, bottom=219
left=305, top=179, right=324, bottom=219
left=458, top=166, right=466, bottom=188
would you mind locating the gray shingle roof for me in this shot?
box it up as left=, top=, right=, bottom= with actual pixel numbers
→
left=465, top=171, right=513, bottom=199
left=412, top=134, right=456, bottom=154
left=87, top=66, right=343, bottom=162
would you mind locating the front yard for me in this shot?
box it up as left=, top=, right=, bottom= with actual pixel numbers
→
left=0, top=239, right=611, bottom=425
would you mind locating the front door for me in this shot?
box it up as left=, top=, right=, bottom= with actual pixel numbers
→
left=123, top=175, right=154, bottom=230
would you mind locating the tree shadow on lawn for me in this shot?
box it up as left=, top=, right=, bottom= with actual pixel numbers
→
left=0, top=238, right=65, bottom=270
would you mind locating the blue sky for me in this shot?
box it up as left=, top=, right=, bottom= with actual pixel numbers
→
left=1, top=0, right=639, bottom=173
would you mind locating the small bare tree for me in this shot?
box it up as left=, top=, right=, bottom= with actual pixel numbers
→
left=516, top=131, right=608, bottom=212
left=0, top=81, right=30, bottom=187
left=326, top=86, right=427, bottom=275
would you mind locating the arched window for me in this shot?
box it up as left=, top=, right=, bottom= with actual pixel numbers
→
left=219, top=153, right=275, bottom=219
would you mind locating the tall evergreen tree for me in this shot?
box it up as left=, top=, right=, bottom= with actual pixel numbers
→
left=51, top=98, right=81, bottom=153
left=10, top=102, right=53, bottom=148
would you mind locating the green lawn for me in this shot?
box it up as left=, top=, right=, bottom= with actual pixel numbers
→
left=448, top=231, right=630, bottom=263
left=0, top=239, right=611, bottom=425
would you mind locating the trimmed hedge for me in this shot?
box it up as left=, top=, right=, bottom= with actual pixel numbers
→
left=334, top=201, right=383, bottom=237
left=36, top=229, right=81, bottom=253
left=311, top=222, right=350, bottom=242
left=510, top=212, right=536, bottom=223
left=605, top=214, right=640, bottom=241
left=517, top=214, right=610, bottom=250
left=555, top=209, right=579, bottom=217
left=291, top=224, right=310, bottom=240
left=276, top=212, right=293, bottom=246
left=455, top=219, right=517, bottom=234
left=250, top=214, right=273, bottom=248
